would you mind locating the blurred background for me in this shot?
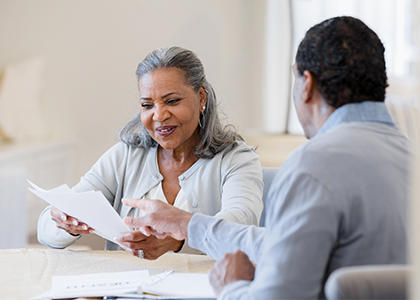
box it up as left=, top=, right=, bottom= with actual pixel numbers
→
left=0, top=0, right=418, bottom=250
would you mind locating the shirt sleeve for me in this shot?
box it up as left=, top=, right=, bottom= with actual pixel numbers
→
left=188, top=214, right=265, bottom=262
left=37, top=205, right=81, bottom=248
left=71, top=142, right=129, bottom=201
left=214, top=142, right=264, bottom=226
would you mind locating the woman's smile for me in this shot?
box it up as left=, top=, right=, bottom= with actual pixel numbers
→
left=156, top=126, right=177, bottom=137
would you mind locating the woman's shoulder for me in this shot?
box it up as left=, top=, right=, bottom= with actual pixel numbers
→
left=213, top=140, right=259, bottom=167
left=99, top=141, right=152, bottom=163
left=220, top=140, right=257, bottom=156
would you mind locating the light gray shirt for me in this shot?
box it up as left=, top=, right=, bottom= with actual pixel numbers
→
left=188, top=101, right=412, bottom=299
left=38, top=141, right=263, bottom=252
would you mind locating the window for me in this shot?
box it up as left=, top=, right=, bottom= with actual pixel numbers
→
left=262, top=0, right=419, bottom=135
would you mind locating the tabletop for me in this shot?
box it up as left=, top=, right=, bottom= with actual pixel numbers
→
left=0, top=248, right=216, bottom=300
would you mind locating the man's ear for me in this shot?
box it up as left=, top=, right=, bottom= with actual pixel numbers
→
left=301, top=70, right=315, bottom=104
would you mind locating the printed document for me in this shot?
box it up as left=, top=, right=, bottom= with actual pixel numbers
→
left=30, top=270, right=216, bottom=299
left=28, top=180, right=131, bottom=242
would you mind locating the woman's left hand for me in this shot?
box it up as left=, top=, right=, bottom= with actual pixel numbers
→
left=115, top=230, right=184, bottom=260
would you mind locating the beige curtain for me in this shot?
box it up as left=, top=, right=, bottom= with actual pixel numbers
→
left=413, top=0, right=420, bottom=78
left=262, top=0, right=292, bottom=134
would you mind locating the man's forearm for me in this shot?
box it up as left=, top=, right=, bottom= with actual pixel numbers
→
left=187, top=214, right=265, bottom=262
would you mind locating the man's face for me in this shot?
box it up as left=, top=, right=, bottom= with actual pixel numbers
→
left=292, top=63, right=313, bottom=139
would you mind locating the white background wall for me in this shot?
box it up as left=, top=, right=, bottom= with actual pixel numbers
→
left=0, top=0, right=271, bottom=180
left=1, top=0, right=418, bottom=180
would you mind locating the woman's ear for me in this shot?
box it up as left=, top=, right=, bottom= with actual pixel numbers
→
left=199, top=85, right=208, bottom=110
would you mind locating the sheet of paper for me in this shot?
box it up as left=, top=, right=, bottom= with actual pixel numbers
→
left=28, top=180, right=131, bottom=242
left=30, top=270, right=150, bottom=300
left=141, top=272, right=216, bottom=299
left=30, top=270, right=216, bottom=300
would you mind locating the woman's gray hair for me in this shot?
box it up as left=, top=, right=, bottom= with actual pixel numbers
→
left=118, top=46, right=243, bottom=158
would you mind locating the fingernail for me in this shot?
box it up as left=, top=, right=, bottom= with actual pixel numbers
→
left=72, top=220, right=78, bottom=226
left=120, top=233, right=131, bottom=239
left=140, top=227, right=146, bottom=235
left=61, top=214, right=66, bottom=221
left=82, top=224, right=88, bottom=230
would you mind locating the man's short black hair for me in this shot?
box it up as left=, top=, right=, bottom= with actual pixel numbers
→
left=296, top=16, right=388, bottom=108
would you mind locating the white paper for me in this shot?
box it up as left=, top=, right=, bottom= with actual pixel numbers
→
left=27, top=180, right=131, bottom=242
left=30, top=270, right=216, bottom=300
left=141, top=272, right=216, bottom=299
left=30, top=270, right=150, bottom=300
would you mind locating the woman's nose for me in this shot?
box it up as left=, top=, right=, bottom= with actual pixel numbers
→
left=153, top=104, right=170, bottom=122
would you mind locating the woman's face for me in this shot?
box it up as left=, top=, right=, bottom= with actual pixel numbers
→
left=139, top=68, right=207, bottom=153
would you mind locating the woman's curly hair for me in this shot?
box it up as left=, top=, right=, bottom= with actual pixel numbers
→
left=296, top=16, right=388, bottom=108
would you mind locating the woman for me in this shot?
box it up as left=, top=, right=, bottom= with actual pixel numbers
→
left=37, top=46, right=263, bottom=260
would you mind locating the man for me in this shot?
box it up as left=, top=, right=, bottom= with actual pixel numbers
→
left=118, top=16, right=412, bottom=299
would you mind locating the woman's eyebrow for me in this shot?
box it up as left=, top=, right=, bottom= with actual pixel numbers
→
left=161, top=92, right=180, bottom=99
left=140, top=92, right=181, bottom=101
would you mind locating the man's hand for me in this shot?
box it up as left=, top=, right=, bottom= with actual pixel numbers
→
left=115, top=229, right=184, bottom=260
left=122, top=198, right=193, bottom=241
left=209, top=250, right=255, bottom=297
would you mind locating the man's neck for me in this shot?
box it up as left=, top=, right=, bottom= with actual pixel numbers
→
left=308, top=99, right=336, bottom=139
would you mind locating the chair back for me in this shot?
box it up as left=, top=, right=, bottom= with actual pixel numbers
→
left=385, top=94, right=419, bottom=144
left=259, top=167, right=279, bottom=227
left=324, top=264, right=410, bottom=300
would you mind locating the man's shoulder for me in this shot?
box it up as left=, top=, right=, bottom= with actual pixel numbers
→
left=307, top=122, right=410, bottom=152
left=285, top=122, right=411, bottom=175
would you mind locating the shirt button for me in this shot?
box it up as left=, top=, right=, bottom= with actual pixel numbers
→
left=192, top=202, right=198, bottom=208
left=179, top=176, right=185, bottom=181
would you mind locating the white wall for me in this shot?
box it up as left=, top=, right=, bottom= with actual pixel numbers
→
left=410, top=110, right=420, bottom=298
left=3, top=0, right=417, bottom=180
left=0, top=0, right=266, bottom=179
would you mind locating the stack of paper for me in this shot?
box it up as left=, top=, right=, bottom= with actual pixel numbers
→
left=28, top=180, right=131, bottom=242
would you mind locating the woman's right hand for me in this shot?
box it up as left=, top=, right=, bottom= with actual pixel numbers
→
left=50, top=206, right=94, bottom=236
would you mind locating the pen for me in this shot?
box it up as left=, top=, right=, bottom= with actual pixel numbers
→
left=144, top=269, right=174, bottom=287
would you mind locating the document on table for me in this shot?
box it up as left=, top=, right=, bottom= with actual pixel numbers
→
left=28, top=180, right=131, bottom=242
left=30, top=270, right=216, bottom=299
left=139, top=272, right=216, bottom=299
left=30, top=270, right=150, bottom=299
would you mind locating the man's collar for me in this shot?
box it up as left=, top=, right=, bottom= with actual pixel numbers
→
left=315, top=101, right=395, bottom=137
